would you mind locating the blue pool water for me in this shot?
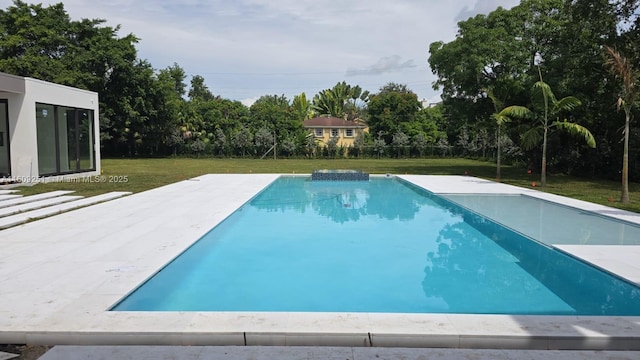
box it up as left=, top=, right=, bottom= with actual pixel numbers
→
left=113, top=177, right=640, bottom=315
left=442, top=194, right=640, bottom=246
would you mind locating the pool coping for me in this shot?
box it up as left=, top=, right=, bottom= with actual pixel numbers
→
left=1, top=174, right=639, bottom=350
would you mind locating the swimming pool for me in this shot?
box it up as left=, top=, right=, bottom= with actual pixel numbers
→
left=113, top=176, right=640, bottom=315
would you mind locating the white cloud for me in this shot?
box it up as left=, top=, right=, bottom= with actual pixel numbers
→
left=240, top=96, right=260, bottom=107
left=346, top=55, right=417, bottom=76
left=0, top=0, right=520, bottom=102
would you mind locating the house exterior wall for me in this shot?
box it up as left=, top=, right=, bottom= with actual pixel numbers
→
left=311, top=127, right=368, bottom=147
left=0, top=73, right=100, bottom=182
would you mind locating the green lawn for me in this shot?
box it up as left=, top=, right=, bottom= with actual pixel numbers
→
left=12, top=157, right=640, bottom=213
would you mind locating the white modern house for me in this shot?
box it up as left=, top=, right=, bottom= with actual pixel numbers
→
left=0, top=72, right=100, bottom=183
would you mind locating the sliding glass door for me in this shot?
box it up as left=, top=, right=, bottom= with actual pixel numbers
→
left=0, top=100, right=9, bottom=177
left=36, top=103, right=95, bottom=176
left=36, top=104, right=57, bottom=175
left=78, top=109, right=95, bottom=170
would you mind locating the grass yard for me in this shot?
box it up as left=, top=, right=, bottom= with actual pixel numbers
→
left=11, top=157, right=640, bottom=213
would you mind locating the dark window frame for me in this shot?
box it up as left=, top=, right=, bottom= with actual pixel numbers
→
left=0, top=99, right=10, bottom=177
left=36, top=102, right=96, bottom=176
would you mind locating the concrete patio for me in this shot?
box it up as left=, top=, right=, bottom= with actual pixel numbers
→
left=0, top=174, right=639, bottom=353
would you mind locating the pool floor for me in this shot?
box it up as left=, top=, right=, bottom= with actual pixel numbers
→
left=0, top=174, right=639, bottom=350
left=113, top=177, right=640, bottom=315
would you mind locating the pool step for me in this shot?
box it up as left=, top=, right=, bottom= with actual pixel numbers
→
left=0, top=194, right=23, bottom=202
left=0, top=190, right=76, bottom=209
left=0, top=189, right=19, bottom=195
left=0, top=195, right=84, bottom=217
left=0, top=191, right=131, bottom=230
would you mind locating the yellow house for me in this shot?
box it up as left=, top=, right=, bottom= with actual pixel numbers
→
left=303, top=116, right=368, bottom=147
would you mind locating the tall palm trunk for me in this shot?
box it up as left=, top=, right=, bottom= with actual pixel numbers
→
left=496, top=125, right=502, bottom=180
left=541, top=126, right=548, bottom=186
left=621, top=109, right=631, bottom=203
left=604, top=46, right=637, bottom=204
left=540, top=78, right=549, bottom=187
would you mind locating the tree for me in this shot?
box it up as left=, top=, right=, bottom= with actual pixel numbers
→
left=233, top=127, right=253, bottom=157
left=0, top=0, right=165, bottom=156
left=154, top=63, right=188, bottom=153
left=166, top=128, right=184, bottom=156
left=0, top=1, right=73, bottom=81
left=351, top=132, right=366, bottom=158
left=400, top=107, right=443, bottom=146
left=213, top=127, right=228, bottom=156
left=436, top=136, right=450, bottom=157
left=311, top=81, right=369, bottom=120
left=428, top=0, right=640, bottom=179
left=189, top=96, right=248, bottom=153
left=456, top=127, right=472, bottom=156
left=501, top=70, right=596, bottom=186
left=249, top=95, right=302, bottom=157
left=488, top=88, right=513, bottom=180
left=304, top=133, right=318, bottom=158
left=158, top=63, right=187, bottom=96
left=279, top=137, right=297, bottom=157
left=411, top=133, right=429, bottom=157
left=326, top=137, right=339, bottom=158
left=291, top=92, right=311, bottom=121
left=604, top=46, right=639, bottom=203
left=188, top=75, right=215, bottom=101
left=367, top=83, right=421, bottom=144
left=428, top=4, right=536, bottom=100
left=103, top=58, right=161, bottom=156
left=254, top=127, right=274, bottom=156
left=190, top=139, right=206, bottom=157
left=346, top=84, right=370, bottom=120
left=391, top=131, right=410, bottom=158
left=473, top=128, right=491, bottom=159
left=373, top=132, right=387, bottom=158
left=428, top=0, right=605, bottom=171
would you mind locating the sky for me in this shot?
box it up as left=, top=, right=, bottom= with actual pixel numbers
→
left=1, top=0, right=520, bottom=106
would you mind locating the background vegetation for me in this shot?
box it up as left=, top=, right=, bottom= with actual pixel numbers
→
left=14, top=158, right=640, bottom=213
left=2, top=0, right=640, bottom=201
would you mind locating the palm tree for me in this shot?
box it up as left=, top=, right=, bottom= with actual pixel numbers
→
left=604, top=46, right=638, bottom=204
left=487, top=89, right=515, bottom=180
left=501, top=70, right=596, bottom=186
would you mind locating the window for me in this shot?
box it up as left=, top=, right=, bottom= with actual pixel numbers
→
left=345, top=129, right=354, bottom=137
left=36, top=103, right=95, bottom=176
left=314, top=128, right=323, bottom=137
left=331, top=129, right=339, bottom=137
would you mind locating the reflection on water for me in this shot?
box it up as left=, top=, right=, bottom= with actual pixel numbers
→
left=250, top=177, right=428, bottom=223
left=422, top=197, right=640, bottom=315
